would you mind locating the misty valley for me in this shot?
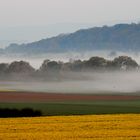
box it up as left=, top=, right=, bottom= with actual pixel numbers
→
left=1, top=1, right=140, bottom=139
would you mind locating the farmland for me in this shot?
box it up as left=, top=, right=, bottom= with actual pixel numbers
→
left=0, top=91, right=140, bottom=140
left=0, top=114, right=140, bottom=139
left=0, top=91, right=140, bottom=116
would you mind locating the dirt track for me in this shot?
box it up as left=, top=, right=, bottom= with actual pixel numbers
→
left=0, top=91, right=140, bottom=102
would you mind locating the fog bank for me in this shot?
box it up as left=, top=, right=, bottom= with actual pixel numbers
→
left=1, top=71, right=140, bottom=94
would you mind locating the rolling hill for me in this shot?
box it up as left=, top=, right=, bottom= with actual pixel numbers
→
left=3, top=23, right=140, bottom=54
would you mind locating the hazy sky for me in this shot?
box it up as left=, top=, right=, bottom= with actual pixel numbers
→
left=0, top=0, right=140, bottom=47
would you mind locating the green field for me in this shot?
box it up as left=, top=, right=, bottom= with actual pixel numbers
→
left=0, top=100, right=140, bottom=116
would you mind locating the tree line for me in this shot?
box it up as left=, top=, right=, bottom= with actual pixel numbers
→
left=0, top=56, right=139, bottom=80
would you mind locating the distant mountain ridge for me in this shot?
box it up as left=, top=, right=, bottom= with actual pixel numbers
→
left=3, top=23, right=140, bottom=54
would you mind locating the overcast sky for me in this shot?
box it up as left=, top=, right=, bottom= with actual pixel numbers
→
left=0, top=0, right=140, bottom=47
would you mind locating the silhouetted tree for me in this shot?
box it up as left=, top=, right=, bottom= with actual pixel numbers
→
left=0, top=108, right=42, bottom=118
left=7, top=61, right=35, bottom=74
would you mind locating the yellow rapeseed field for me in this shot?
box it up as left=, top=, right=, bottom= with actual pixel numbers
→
left=0, top=114, right=140, bottom=140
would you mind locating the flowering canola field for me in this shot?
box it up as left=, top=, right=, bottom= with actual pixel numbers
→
left=0, top=114, right=140, bottom=140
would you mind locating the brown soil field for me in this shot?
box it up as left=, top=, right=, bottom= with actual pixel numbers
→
left=0, top=91, right=140, bottom=102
